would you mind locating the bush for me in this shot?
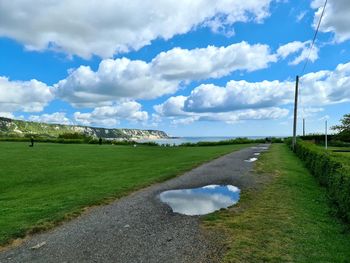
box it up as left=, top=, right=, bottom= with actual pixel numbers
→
left=328, top=140, right=350, bottom=148
left=179, top=137, right=267, bottom=147
left=299, top=134, right=336, bottom=144
left=58, top=133, right=89, bottom=140
left=287, top=139, right=350, bottom=222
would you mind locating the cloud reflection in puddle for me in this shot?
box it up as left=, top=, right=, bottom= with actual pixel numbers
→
left=159, top=185, right=240, bottom=216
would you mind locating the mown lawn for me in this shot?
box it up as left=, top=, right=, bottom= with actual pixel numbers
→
left=0, top=142, right=251, bottom=245
left=204, top=144, right=350, bottom=262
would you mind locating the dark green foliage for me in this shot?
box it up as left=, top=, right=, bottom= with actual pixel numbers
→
left=329, top=140, right=350, bottom=147
left=179, top=137, right=266, bottom=147
left=299, top=134, right=336, bottom=144
left=58, top=133, right=90, bottom=140
left=0, top=137, right=85, bottom=144
left=287, top=139, right=350, bottom=222
left=332, top=113, right=350, bottom=142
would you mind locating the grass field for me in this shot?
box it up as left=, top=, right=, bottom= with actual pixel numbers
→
left=0, top=142, right=251, bottom=245
left=204, top=144, right=350, bottom=262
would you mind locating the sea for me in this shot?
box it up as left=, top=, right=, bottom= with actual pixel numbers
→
left=136, top=136, right=274, bottom=146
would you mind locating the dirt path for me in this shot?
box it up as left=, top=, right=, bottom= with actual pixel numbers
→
left=0, top=144, right=269, bottom=263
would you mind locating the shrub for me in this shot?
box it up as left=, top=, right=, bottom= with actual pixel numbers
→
left=179, top=137, right=268, bottom=147
left=287, top=139, right=350, bottom=222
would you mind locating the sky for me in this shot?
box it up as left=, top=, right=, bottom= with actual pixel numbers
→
left=0, top=0, right=349, bottom=137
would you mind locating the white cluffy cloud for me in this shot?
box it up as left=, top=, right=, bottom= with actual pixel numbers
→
left=311, top=0, right=350, bottom=42
left=169, top=107, right=289, bottom=125
left=55, top=42, right=276, bottom=107
left=0, top=77, right=53, bottom=113
left=0, top=0, right=273, bottom=58
left=73, top=101, right=148, bottom=127
left=277, top=41, right=319, bottom=65
left=0, top=112, right=15, bottom=119
left=29, top=112, right=72, bottom=125
left=55, top=58, right=179, bottom=108
left=155, top=61, right=350, bottom=125
left=152, top=42, right=276, bottom=80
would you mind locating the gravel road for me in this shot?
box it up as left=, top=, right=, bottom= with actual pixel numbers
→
left=0, top=144, right=269, bottom=263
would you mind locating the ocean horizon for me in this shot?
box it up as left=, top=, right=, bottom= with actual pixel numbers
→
left=136, top=136, right=285, bottom=145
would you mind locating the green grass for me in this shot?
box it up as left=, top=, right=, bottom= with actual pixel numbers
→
left=0, top=142, right=251, bottom=245
left=203, top=144, right=350, bottom=263
left=316, top=145, right=350, bottom=163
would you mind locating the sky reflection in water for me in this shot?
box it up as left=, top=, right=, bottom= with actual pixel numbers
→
left=159, top=185, right=240, bottom=216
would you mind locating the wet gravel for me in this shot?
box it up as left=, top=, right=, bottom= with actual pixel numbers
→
left=0, top=144, right=269, bottom=263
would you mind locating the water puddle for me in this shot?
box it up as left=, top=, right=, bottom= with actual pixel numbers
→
left=159, top=185, right=240, bottom=216
left=245, top=157, right=258, bottom=162
left=251, top=146, right=268, bottom=150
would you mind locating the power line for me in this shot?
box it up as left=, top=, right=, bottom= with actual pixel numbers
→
left=300, top=0, right=328, bottom=76
left=296, top=0, right=328, bottom=140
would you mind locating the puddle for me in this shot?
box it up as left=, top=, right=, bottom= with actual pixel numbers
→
left=251, top=146, right=268, bottom=150
left=245, top=157, right=258, bottom=162
left=259, top=147, right=268, bottom=150
left=254, top=153, right=260, bottom=156
left=159, top=185, right=240, bottom=216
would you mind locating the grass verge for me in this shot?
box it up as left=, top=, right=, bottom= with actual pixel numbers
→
left=203, top=144, right=350, bottom=262
left=0, top=142, right=250, bottom=246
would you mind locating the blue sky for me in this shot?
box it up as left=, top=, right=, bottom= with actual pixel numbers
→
left=0, top=0, right=349, bottom=137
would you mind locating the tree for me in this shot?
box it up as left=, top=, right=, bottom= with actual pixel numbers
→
left=331, top=114, right=350, bottom=142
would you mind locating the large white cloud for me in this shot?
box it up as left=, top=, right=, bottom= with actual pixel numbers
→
left=74, top=101, right=148, bottom=127
left=155, top=61, right=350, bottom=124
left=152, top=42, right=277, bottom=80
left=169, top=108, right=289, bottom=125
left=0, top=77, right=53, bottom=112
left=183, top=81, right=293, bottom=113
left=29, top=112, right=72, bottom=125
left=311, top=0, right=350, bottom=42
left=0, top=0, right=273, bottom=58
left=55, top=58, right=178, bottom=107
left=55, top=42, right=277, bottom=107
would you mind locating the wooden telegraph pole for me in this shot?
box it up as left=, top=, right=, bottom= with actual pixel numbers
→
left=325, top=120, right=328, bottom=149
left=303, top=118, right=305, bottom=136
left=292, top=75, right=299, bottom=150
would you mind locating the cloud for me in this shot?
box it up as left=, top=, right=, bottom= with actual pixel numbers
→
left=296, top=11, right=307, bottom=22
left=277, top=41, right=319, bottom=65
left=55, top=58, right=178, bottom=107
left=0, top=77, right=53, bottom=112
left=170, top=108, right=289, bottom=125
left=299, top=62, right=350, bottom=104
left=73, top=101, right=148, bottom=127
left=299, top=107, right=324, bottom=118
left=55, top=42, right=277, bottom=107
left=311, top=0, right=350, bottom=42
left=183, top=81, right=294, bottom=113
left=29, top=112, right=72, bottom=125
left=152, top=42, right=277, bottom=80
left=155, top=61, right=350, bottom=125
left=0, top=112, right=15, bottom=119
left=198, top=108, right=289, bottom=123
left=155, top=94, right=289, bottom=125
left=153, top=96, right=188, bottom=117
left=0, top=0, right=273, bottom=58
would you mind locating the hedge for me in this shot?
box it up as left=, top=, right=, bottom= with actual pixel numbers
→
left=179, top=137, right=284, bottom=147
left=287, top=139, right=350, bottom=222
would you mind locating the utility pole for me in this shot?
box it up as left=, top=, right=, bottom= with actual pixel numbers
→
left=325, top=120, right=328, bottom=149
left=292, top=75, right=299, bottom=150
left=303, top=118, right=305, bottom=136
